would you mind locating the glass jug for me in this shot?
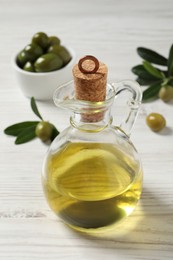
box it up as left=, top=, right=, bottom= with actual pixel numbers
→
left=42, top=79, right=143, bottom=233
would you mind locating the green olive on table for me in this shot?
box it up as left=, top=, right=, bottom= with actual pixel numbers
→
left=23, top=61, right=35, bottom=72
left=48, top=45, right=71, bottom=65
left=159, top=86, right=173, bottom=102
left=32, top=32, right=50, bottom=50
left=34, top=53, right=63, bottom=72
left=35, top=121, right=53, bottom=142
left=146, top=113, right=166, bottom=132
left=49, top=36, right=61, bottom=46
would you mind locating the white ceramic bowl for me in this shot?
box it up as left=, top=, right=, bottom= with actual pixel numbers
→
left=12, top=46, right=76, bottom=100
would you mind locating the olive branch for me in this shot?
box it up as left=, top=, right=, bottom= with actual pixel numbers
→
left=4, top=97, right=59, bottom=144
left=132, top=45, right=173, bottom=102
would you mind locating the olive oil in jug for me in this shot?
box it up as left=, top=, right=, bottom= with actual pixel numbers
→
left=43, top=142, right=142, bottom=232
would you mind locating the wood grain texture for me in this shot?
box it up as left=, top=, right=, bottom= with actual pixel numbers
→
left=0, top=0, right=173, bottom=259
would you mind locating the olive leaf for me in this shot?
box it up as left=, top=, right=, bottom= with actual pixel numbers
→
left=50, top=126, right=60, bottom=142
left=132, top=65, right=159, bottom=79
left=142, top=81, right=162, bottom=102
left=31, top=97, right=43, bottom=120
left=132, top=64, right=167, bottom=78
left=143, top=61, right=164, bottom=79
left=137, top=47, right=167, bottom=66
left=136, top=77, right=159, bottom=86
left=15, top=125, right=37, bottom=145
left=4, top=121, right=39, bottom=136
left=132, top=64, right=162, bottom=86
left=168, top=44, right=173, bottom=76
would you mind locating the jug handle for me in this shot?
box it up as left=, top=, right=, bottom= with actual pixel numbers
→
left=111, top=80, right=142, bottom=136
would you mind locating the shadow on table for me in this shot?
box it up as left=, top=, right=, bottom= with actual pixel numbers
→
left=67, top=187, right=173, bottom=249
left=156, top=126, right=173, bottom=136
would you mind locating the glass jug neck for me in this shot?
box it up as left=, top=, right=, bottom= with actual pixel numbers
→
left=53, top=81, right=116, bottom=132
left=70, top=109, right=113, bottom=132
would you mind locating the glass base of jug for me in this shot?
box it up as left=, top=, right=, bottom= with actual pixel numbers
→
left=44, top=180, right=142, bottom=234
left=43, top=142, right=143, bottom=233
left=60, top=198, right=141, bottom=234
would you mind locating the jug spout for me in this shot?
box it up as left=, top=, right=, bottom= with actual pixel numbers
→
left=53, top=80, right=76, bottom=111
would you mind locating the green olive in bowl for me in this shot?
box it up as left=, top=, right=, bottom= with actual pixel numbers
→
left=49, top=36, right=61, bottom=46
left=34, top=53, right=63, bottom=72
left=17, top=43, right=43, bottom=67
left=17, top=51, right=31, bottom=67
left=23, top=61, right=35, bottom=72
left=48, top=45, right=71, bottom=65
left=32, top=32, right=50, bottom=50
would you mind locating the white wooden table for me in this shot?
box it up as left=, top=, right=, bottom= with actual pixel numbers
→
left=1, top=0, right=173, bottom=259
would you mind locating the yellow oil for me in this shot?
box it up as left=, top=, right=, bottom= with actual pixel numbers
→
left=42, top=142, right=142, bottom=232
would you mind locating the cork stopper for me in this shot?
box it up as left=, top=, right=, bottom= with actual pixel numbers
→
left=72, top=55, right=108, bottom=122
left=73, top=55, right=108, bottom=102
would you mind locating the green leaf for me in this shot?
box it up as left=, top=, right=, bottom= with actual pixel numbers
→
left=50, top=125, right=59, bottom=142
left=15, top=125, right=37, bottom=145
left=132, top=65, right=162, bottom=86
left=168, top=44, right=173, bottom=76
left=132, top=64, right=166, bottom=86
left=143, top=61, right=164, bottom=79
left=137, top=47, right=167, bottom=66
left=31, top=97, right=43, bottom=120
left=142, top=81, right=162, bottom=102
left=136, top=77, right=160, bottom=86
left=132, top=65, right=159, bottom=79
left=132, top=64, right=167, bottom=78
left=4, top=121, right=39, bottom=136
